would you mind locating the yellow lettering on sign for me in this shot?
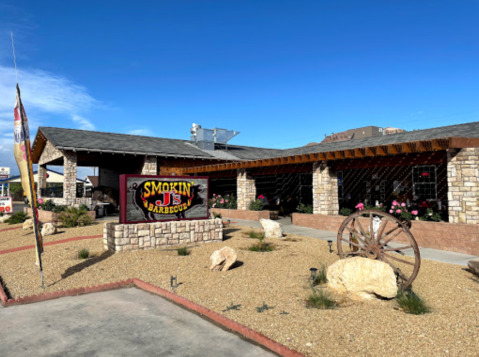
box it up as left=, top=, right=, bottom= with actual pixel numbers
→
left=162, top=182, right=169, bottom=193
left=149, top=203, right=154, bottom=211
left=151, top=181, right=162, bottom=195
left=143, top=200, right=148, bottom=208
left=170, top=182, right=178, bottom=193
left=174, top=206, right=178, bottom=213
left=143, top=182, right=151, bottom=198
left=185, top=182, right=191, bottom=197
left=159, top=207, right=164, bottom=214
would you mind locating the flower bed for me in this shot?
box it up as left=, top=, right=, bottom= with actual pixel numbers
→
left=292, top=213, right=479, bottom=255
left=24, top=207, right=96, bottom=224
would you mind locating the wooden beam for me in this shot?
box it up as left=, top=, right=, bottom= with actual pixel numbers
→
left=354, top=148, right=364, bottom=158
left=376, top=146, right=387, bottom=156
left=365, top=147, right=376, bottom=157
left=318, top=153, right=327, bottom=161
left=345, top=150, right=355, bottom=159
left=334, top=151, right=344, bottom=159
left=449, top=137, right=479, bottom=149
left=326, top=152, right=335, bottom=160
left=402, top=143, right=412, bottom=153
left=431, top=139, right=442, bottom=151
left=416, top=141, right=427, bottom=152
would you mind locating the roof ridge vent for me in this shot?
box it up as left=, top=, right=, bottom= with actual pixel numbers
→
left=190, top=124, right=240, bottom=151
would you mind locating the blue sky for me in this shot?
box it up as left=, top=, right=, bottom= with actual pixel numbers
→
left=0, top=0, right=478, bottom=176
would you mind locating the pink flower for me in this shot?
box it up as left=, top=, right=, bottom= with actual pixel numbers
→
left=225, top=200, right=229, bottom=202
left=355, top=203, right=364, bottom=211
left=221, top=199, right=224, bottom=203
left=401, top=202, right=406, bottom=207
left=392, top=200, right=398, bottom=206
left=396, top=209, right=401, bottom=214
left=218, top=195, right=221, bottom=198
left=389, top=210, right=394, bottom=214
left=212, top=203, right=216, bottom=207
left=412, top=210, right=418, bottom=216
left=213, top=194, right=216, bottom=196
left=405, top=209, right=408, bottom=212
left=38, top=198, right=44, bottom=204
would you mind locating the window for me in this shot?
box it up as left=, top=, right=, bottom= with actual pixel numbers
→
left=337, top=171, right=343, bottom=200
left=412, top=165, right=437, bottom=200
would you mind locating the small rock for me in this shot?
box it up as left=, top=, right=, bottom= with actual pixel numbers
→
left=327, top=257, right=397, bottom=300
left=467, top=258, right=479, bottom=277
left=259, top=219, right=284, bottom=239
left=210, top=246, right=237, bottom=271
left=41, top=223, right=57, bottom=236
left=305, top=343, right=312, bottom=347
left=23, top=218, right=33, bottom=230
left=0, top=215, right=11, bottom=223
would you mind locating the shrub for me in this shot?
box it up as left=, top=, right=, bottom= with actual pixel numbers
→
left=209, top=194, right=237, bottom=209
left=77, top=248, right=90, bottom=259
left=396, top=290, right=430, bottom=315
left=79, top=204, right=91, bottom=211
left=177, top=247, right=190, bottom=256
left=213, top=212, right=222, bottom=219
left=248, top=243, right=274, bottom=252
left=38, top=199, right=56, bottom=211
left=5, top=211, right=30, bottom=225
left=248, top=230, right=263, bottom=239
left=249, top=199, right=265, bottom=211
left=297, top=203, right=313, bottom=214
left=312, top=264, right=327, bottom=286
left=52, top=205, right=67, bottom=213
left=339, top=208, right=352, bottom=216
left=59, top=207, right=93, bottom=228
left=306, top=289, right=335, bottom=309
left=419, top=208, right=442, bottom=222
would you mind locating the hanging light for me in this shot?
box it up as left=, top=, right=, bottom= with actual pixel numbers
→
left=327, top=240, right=333, bottom=253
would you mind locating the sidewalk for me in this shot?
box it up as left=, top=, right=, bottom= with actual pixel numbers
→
left=228, top=218, right=478, bottom=267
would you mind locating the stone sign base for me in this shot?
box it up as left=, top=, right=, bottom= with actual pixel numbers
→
left=104, top=219, right=223, bottom=252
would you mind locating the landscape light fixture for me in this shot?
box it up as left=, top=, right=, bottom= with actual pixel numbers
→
left=327, top=240, right=333, bottom=253
left=228, top=219, right=231, bottom=227
left=310, top=268, right=318, bottom=281
left=170, top=275, right=178, bottom=290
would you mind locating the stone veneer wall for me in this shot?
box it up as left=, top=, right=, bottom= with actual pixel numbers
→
left=63, top=151, right=78, bottom=206
left=103, top=219, right=223, bottom=252
left=447, top=148, right=479, bottom=224
left=38, top=140, right=63, bottom=166
left=237, top=169, right=256, bottom=210
left=312, top=161, right=339, bottom=215
left=37, top=165, right=47, bottom=198
left=49, top=197, right=93, bottom=207
left=141, top=156, right=158, bottom=175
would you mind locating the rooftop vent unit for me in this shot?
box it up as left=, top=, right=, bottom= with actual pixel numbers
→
left=190, top=124, right=240, bottom=151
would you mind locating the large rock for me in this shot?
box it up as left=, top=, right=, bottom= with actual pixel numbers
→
left=0, top=215, right=11, bottom=223
left=327, top=257, right=397, bottom=300
left=41, top=223, right=57, bottom=236
left=259, top=219, right=284, bottom=239
left=468, top=258, right=479, bottom=277
left=210, top=246, right=237, bottom=271
left=23, top=218, right=33, bottom=230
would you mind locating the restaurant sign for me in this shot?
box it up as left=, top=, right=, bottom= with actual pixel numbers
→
left=119, top=175, right=209, bottom=224
left=0, top=167, right=10, bottom=179
left=0, top=196, right=12, bottom=214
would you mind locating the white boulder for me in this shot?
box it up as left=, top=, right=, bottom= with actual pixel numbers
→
left=0, top=215, right=11, bottom=223
left=259, top=219, right=284, bottom=239
left=23, top=218, right=33, bottom=230
left=327, top=257, right=397, bottom=300
left=210, top=246, right=237, bottom=271
left=41, top=223, right=57, bottom=236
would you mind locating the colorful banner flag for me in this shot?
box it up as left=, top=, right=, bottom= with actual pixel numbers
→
left=13, top=85, right=44, bottom=266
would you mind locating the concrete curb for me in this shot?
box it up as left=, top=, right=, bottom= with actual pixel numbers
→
left=0, top=235, right=103, bottom=255
left=0, top=277, right=305, bottom=357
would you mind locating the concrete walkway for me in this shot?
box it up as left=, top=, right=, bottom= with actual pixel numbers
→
left=228, top=218, right=478, bottom=266
left=0, top=288, right=276, bottom=357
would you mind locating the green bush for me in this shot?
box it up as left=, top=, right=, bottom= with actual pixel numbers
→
left=177, top=247, right=190, bottom=256
left=248, top=230, right=263, bottom=239
left=38, top=199, right=56, bottom=211
left=396, top=290, right=430, bottom=315
left=248, top=243, right=274, bottom=252
left=79, top=204, right=91, bottom=211
left=249, top=199, right=265, bottom=211
left=339, top=208, right=352, bottom=216
left=59, top=207, right=93, bottom=228
left=306, top=289, right=335, bottom=309
left=213, top=212, right=222, bottom=219
left=77, top=248, right=90, bottom=259
left=52, top=205, right=67, bottom=213
left=297, top=203, right=313, bottom=214
left=5, top=211, right=30, bottom=225
left=419, top=208, right=442, bottom=222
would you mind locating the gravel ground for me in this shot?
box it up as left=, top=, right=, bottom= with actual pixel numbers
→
left=0, top=221, right=115, bottom=251
left=1, top=224, right=478, bottom=357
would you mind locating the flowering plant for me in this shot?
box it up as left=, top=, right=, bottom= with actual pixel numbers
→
left=249, top=195, right=266, bottom=211
left=209, top=194, right=237, bottom=209
left=388, top=200, right=417, bottom=221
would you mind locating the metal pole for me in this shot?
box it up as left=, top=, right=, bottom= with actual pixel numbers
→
left=16, top=84, right=44, bottom=287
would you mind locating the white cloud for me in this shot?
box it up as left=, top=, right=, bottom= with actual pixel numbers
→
left=128, top=129, right=155, bottom=136
left=72, top=114, right=95, bottom=131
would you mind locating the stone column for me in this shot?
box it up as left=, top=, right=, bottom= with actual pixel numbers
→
left=141, top=156, right=158, bottom=175
left=312, top=161, right=339, bottom=215
left=447, top=148, right=479, bottom=224
left=37, top=165, right=47, bottom=198
left=237, top=169, right=256, bottom=210
left=63, top=151, right=78, bottom=206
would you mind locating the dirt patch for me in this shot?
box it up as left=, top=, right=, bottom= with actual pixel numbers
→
left=0, top=224, right=478, bottom=356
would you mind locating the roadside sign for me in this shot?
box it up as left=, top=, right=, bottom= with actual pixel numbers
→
left=0, top=196, right=13, bottom=214
left=0, top=167, right=10, bottom=179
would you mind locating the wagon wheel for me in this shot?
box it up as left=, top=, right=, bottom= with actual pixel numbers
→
left=337, top=209, right=421, bottom=290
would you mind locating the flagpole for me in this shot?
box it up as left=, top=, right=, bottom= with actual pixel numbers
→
left=16, top=85, right=44, bottom=288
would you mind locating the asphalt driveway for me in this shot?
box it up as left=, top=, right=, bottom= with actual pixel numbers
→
left=0, top=288, right=277, bottom=357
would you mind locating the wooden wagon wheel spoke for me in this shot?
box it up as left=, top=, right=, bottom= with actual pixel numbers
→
left=337, top=209, right=421, bottom=290
left=382, top=252, right=415, bottom=266
left=381, top=245, right=413, bottom=252
left=340, top=238, right=367, bottom=250
left=379, top=226, right=403, bottom=247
